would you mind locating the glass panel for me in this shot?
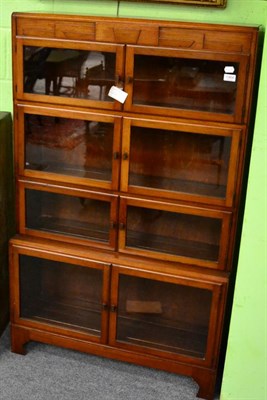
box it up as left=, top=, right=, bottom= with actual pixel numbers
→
left=129, top=126, right=231, bottom=199
left=117, top=275, right=212, bottom=358
left=133, top=55, right=239, bottom=115
left=126, top=206, right=222, bottom=262
left=25, top=114, right=113, bottom=181
left=24, top=47, right=116, bottom=101
left=26, top=189, right=110, bottom=243
left=19, top=255, right=103, bottom=335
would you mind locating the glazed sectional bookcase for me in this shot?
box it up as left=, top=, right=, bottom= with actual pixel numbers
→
left=9, top=13, right=259, bottom=400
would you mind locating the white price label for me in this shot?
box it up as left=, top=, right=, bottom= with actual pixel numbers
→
left=223, top=73, right=236, bottom=82
left=224, top=66, right=235, bottom=73
left=108, top=86, right=128, bottom=103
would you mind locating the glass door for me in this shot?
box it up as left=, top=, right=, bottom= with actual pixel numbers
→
left=16, top=104, right=121, bottom=190
left=118, top=196, right=231, bottom=270
left=109, top=266, right=227, bottom=366
left=11, top=248, right=110, bottom=343
left=18, top=180, right=118, bottom=250
left=124, top=46, right=249, bottom=123
left=121, top=117, right=241, bottom=207
left=15, top=38, right=125, bottom=110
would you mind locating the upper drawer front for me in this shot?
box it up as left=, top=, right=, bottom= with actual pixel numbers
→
left=16, top=17, right=95, bottom=41
left=159, top=28, right=204, bottom=50
left=15, top=16, right=255, bottom=55
left=203, top=31, right=253, bottom=53
left=159, top=27, right=253, bottom=53
left=16, top=17, right=159, bottom=46
left=96, top=22, right=159, bottom=46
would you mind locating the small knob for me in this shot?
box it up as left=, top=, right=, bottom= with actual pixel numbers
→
left=110, top=221, right=117, bottom=229
left=126, top=76, right=133, bottom=84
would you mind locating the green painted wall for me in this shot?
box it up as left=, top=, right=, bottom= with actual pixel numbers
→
left=220, top=18, right=267, bottom=400
left=0, top=1, right=266, bottom=399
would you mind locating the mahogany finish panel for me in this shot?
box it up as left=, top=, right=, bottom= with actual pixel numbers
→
left=15, top=104, right=122, bottom=190
left=109, top=264, right=227, bottom=367
left=15, top=37, right=125, bottom=110
left=10, top=13, right=259, bottom=400
left=10, top=242, right=111, bottom=344
left=124, top=45, right=249, bottom=122
left=120, top=117, right=242, bottom=207
left=118, top=196, right=232, bottom=269
left=17, top=180, right=119, bottom=250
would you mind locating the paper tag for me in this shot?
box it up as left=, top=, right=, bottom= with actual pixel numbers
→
left=224, top=66, right=235, bottom=73
left=108, top=86, right=128, bottom=103
left=223, top=73, right=236, bottom=82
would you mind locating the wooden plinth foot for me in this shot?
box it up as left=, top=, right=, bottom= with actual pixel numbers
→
left=192, top=368, right=217, bottom=400
left=10, top=324, right=30, bottom=355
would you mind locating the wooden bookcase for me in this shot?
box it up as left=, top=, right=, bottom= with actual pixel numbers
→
left=10, top=13, right=259, bottom=399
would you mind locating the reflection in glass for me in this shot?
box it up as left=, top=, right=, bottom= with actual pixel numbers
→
left=24, top=46, right=116, bottom=101
left=25, top=114, right=113, bottom=181
left=129, top=127, right=231, bottom=199
left=20, top=255, right=103, bottom=335
left=126, top=206, right=222, bottom=262
left=117, top=274, right=212, bottom=358
left=26, top=189, right=111, bottom=243
left=133, top=55, right=238, bottom=114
